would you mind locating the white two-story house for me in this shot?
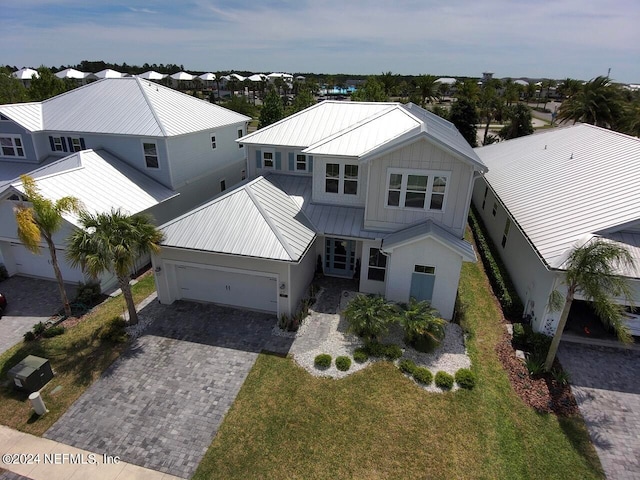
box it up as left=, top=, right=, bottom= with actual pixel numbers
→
left=0, top=77, right=250, bottom=287
left=152, top=101, right=486, bottom=319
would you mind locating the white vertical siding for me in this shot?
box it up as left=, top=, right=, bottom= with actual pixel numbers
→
left=311, top=156, right=367, bottom=207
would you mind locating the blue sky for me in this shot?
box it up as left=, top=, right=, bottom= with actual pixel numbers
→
left=3, top=0, right=640, bottom=83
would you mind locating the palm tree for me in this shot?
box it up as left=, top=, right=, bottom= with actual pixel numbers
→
left=415, top=74, right=438, bottom=108
left=557, top=76, right=623, bottom=128
left=544, top=238, right=634, bottom=371
left=67, top=209, right=164, bottom=325
left=14, top=175, right=82, bottom=317
left=398, top=298, right=445, bottom=352
left=343, top=294, right=396, bottom=342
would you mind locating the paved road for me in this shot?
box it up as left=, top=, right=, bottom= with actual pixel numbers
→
left=45, top=299, right=292, bottom=479
left=0, top=276, right=76, bottom=355
left=559, top=342, right=640, bottom=480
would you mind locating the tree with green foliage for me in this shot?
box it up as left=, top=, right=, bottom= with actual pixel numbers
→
left=27, top=66, right=68, bottom=101
left=289, top=86, right=315, bottom=114
left=0, top=68, right=29, bottom=104
left=500, top=103, right=534, bottom=140
left=479, top=79, right=504, bottom=145
left=398, top=298, right=446, bottom=353
left=344, top=294, right=397, bottom=342
left=258, top=86, right=284, bottom=128
left=415, top=75, right=439, bottom=108
left=223, top=95, right=256, bottom=117
left=557, top=76, right=623, bottom=129
left=351, top=77, right=388, bottom=102
left=378, top=71, right=399, bottom=98
left=544, top=239, right=634, bottom=371
left=14, top=175, right=82, bottom=317
left=449, top=97, right=478, bottom=147
left=557, top=78, right=582, bottom=99
left=67, top=209, right=164, bottom=325
left=455, top=79, right=480, bottom=103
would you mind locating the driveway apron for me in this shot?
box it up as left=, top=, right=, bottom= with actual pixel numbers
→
left=559, top=342, right=640, bottom=480
left=45, top=299, right=281, bottom=479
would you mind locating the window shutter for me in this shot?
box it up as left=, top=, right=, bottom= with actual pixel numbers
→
left=49, top=136, right=55, bottom=151
left=288, top=152, right=294, bottom=171
left=308, top=155, right=313, bottom=172
left=275, top=151, right=282, bottom=170
left=67, top=137, right=73, bottom=151
left=61, top=137, right=68, bottom=152
left=255, top=149, right=262, bottom=169
left=80, top=138, right=86, bottom=150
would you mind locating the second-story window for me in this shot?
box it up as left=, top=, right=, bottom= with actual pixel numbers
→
left=386, top=169, right=449, bottom=211
left=211, top=134, right=217, bottom=149
left=296, top=154, right=307, bottom=171
left=325, top=163, right=359, bottom=195
left=263, top=151, right=274, bottom=168
left=237, top=128, right=244, bottom=148
left=1, top=135, right=25, bottom=158
left=143, top=142, right=159, bottom=169
left=325, top=163, right=339, bottom=193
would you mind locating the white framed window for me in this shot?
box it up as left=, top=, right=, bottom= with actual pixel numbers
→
left=52, top=137, right=64, bottom=151
left=415, top=265, right=436, bottom=275
left=502, top=218, right=511, bottom=248
left=0, top=135, right=25, bottom=158
left=71, top=138, right=83, bottom=152
left=385, top=169, right=449, bottom=211
left=325, top=163, right=359, bottom=195
left=262, top=150, right=274, bottom=169
left=368, top=248, right=387, bottom=282
left=143, top=142, right=159, bottom=169
left=211, top=134, right=217, bottom=149
left=296, top=154, right=307, bottom=171
left=237, top=128, right=244, bottom=148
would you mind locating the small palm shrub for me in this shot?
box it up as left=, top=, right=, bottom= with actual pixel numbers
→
left=314, top=353, right=332, bottom=369
left=551, top=368, right=570, bottom=385
left=399, top=359, right=417, bottom=375
left=454, top=368, right=476, bottom=390
left=383, top=344, right=403, bottom=360
left=435, top=371, right=454, bottom=390
left=335, top=356, right=351, bottom=371
left=413, top=367, right=433, bottom=385
left=363, top=341, right=385, bottom=357
left=32, top=322, right=46, bottom=335
left=344, top=294, right=397, bottom=342
left=23, top=331, right=36, bottom=342
left=353, top=348, right=369, bottom=363
left=398, top=298, right=446, bottom=353
left=43, top=326, right=65, bottom=338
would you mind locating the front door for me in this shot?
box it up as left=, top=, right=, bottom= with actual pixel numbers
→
left=325, top=238, right=356, bottom=277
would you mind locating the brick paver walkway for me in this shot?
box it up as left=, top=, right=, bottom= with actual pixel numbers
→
left=45, top=299, right=291, bottom=479
left=559, top=342, right=640, bottom=480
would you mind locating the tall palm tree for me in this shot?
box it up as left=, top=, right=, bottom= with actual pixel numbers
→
left=415, top=75, right=438, bottom=108
left=557, top=76, right=623, bottom=128
left=67, top=209, right=164, bottom=325
left=14, top=175, right=82, bottom=317
left=544, top=238, right=634, bottom=371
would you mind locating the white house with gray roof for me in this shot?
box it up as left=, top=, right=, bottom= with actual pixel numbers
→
left=152, top=101, right=485, bottom=319
left=472, top=124, right=640, bottom=337
left=0, top=77, right=250, bottom=285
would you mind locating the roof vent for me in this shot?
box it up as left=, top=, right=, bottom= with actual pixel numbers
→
left=570, top=153, right=574, bottom=159
left=544, top=144, right=547, bottom=150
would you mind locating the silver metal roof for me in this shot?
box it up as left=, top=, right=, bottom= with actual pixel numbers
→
left=0, top=157, right=57, bottom=190
left=12, top=68, right=39, bottom=80
left=600, top=232, right=640, bottom=278
left=381, top=220, right=476, bottom=261
left=8, top=149, right=177, bottom=226
left=476, top=124, right=640, bottom=270
left=0, top=77, right=250, bottom=137
left=54, top=68, right=88, bottom=79
left=160, top=176, right=316, bottom=262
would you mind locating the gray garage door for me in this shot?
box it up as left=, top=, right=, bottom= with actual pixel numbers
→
left=176, top=265, right=278, bottom=313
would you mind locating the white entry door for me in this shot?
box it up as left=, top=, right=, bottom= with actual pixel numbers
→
left=176, top=265, right=278, bottom=313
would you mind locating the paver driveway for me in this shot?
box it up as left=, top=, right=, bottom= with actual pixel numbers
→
left=0, top=276, right=76, bottom=355
left=45, top=299, right=292, bottom=479
left=559, top=342, right=640, bottom=480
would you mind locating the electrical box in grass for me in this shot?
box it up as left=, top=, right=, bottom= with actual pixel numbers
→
left=8, top=355, right=53, bottom=393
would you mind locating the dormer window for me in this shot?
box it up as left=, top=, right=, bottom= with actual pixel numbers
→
left=143, top=142, right=159, bottom=169
left=1, top=135, right=25, bottom=158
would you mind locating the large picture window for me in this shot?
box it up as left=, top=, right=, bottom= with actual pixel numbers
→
left=385, top=169, right=449, bottom=211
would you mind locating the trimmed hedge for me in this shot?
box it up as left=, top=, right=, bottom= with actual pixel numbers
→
left=435, top=371, right=454, bottom=390
left=335, top=356, right=352, bottom=371
left=383, top=344, right=403, bottom=360
left=353, top=348, right=369, bottom=363
left=468, top=204, right=524, bottom=320
left=454, top=368, right=476, bottom=390
left=314, top=354, right=332, bottom=369
left=399, top=359, right=417, bottom=375
left=413, top=367, right=433, bottom=385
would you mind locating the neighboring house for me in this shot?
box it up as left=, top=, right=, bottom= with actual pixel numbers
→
left=152, top=101, right=486, bottom=319
left=12, top=68, right=39, bottom=88
left=0, top=77, right=250, bottom=284
left=471, top=124, right=640, bottom=337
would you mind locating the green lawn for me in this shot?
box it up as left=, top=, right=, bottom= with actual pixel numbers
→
left=0, top=274, right=156, bottom=436
left=194, top=257, right=603, bottom=479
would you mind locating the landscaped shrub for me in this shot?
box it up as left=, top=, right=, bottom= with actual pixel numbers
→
left=42, top=326, right=65, bottom=338
left=32, top=322, right=46, bottom=335
left=454, top=368, right=476, bottom=390
left=413, top=367, right=433, bottom=385
left=468, top=205, right=524, bottom=320
left=525, top=356, right=544, bottom=376
left=335, top=356, right=351, bottom=371
left=363, top=341, right=385, bottom=357
left=551, top=368, right=570, bottom=385
left=23, top=331, right=35, bottom=342
left=435, top=371, right=454, bottom=390
left=344, top=294, right=397, bottom=342
left=353, top=348, right=369, bottom=363
left=99, top=316, right=129, bottom=344
left=512, top=322, right=527, bottom=345
left=383, top=344, right=403, bottom=360
left=399, top=359, right=417, bottom=375
left=398, top=298, right=446, bottom=353
left=74, top=282, right=101, bottom=306
left=314, top=353, right=332, bottom=369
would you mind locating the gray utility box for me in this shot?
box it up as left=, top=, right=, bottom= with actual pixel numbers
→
left=8, top=355, right=53, bottom=393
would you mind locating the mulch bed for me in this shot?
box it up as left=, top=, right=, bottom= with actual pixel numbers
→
left=496, top=327, right=579, bottom=416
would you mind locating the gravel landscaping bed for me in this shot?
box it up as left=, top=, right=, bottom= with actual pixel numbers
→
left=290, top=290, right=472, bottom=391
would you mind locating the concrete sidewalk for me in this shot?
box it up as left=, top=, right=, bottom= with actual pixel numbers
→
left=0, top=426, right=181, bottom=480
